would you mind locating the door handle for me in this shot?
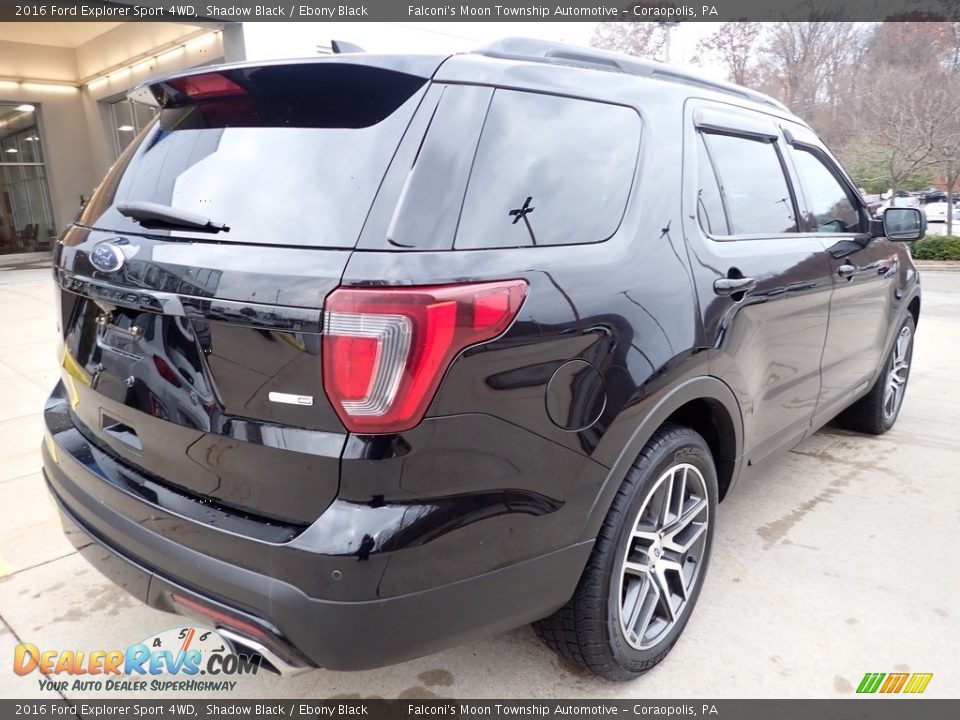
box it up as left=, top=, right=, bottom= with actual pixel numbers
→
left=713, top=276, right=757, bottom=296
left=837, top=264, right=856, bottom=279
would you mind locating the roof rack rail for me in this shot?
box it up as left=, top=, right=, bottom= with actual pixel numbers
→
left=474, top=37, right=789, bottom=113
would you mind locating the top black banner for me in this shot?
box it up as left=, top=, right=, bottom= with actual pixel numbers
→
left=0, top=0, right=959, bottom=22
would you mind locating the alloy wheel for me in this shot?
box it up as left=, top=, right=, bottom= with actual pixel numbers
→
left=883, top=326, right=912, bottom=421
left=617, top=463, right=710, bottom=650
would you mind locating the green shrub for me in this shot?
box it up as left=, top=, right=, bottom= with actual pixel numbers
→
left=911, top=236, right=960, bottom=260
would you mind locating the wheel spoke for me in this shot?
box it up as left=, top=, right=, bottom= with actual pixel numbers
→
left=663, top=497, right=707, bottom=537
left=633, top=580, right=659, bottom=642
left=631, top=529, right=660, bottom=543
left=664, top=520, right=707, bottom=556
left=896, top=330, right=910, bottom=362
left=655, top=472, right=675, bottom=529
left=623, top=559, right=651, bottom=577
left=623, top=575, right=657, bottom=644
left=622, top=574, right=646, bottom=630
left=658, top=559, right=688, bottom=601
left=651, top=566, right=677, bottom=623
left=884, top=380, right=895, bottom=414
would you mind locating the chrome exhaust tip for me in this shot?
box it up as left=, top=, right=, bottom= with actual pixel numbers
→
left=217, top=627, right=313, bottom=677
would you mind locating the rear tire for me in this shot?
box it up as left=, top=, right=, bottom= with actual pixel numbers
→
left=837, top=315, right=915, bottom=435
left=534, top=423, right=717, bottom=681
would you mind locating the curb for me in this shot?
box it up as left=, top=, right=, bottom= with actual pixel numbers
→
left=914, top=262, right=960, bottom=272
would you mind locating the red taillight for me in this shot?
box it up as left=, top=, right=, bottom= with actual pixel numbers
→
left=168, top=72, right=246, bottom=101
left=152, top=355, right=182, bottom=388
left=322, top=280, right=527, bottom=434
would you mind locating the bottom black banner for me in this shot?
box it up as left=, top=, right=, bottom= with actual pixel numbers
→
left=0, top=700, right=957, bottom=720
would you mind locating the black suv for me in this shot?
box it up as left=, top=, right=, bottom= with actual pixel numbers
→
left=43, top=39, right=923, bottom=680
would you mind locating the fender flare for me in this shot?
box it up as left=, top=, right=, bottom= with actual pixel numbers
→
left=579, top=375, right=744, bottom=542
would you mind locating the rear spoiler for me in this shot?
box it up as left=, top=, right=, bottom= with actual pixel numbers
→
left=128, top=53, right=448, bottom=108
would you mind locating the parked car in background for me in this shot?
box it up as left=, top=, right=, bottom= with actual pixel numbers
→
left=42, top=38, right=924, bottom=681
left=924, top=200, right=960, bottom=223
left=876, top=195, right=922, bottom=217
left=922, top=190, right=947, bottom=204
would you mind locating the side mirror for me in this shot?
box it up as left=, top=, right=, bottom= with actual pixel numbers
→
left=880, top=207, right=926, bottom=241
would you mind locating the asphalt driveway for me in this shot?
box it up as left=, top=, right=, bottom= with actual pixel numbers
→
left=1, top=266, right=957, bottom=699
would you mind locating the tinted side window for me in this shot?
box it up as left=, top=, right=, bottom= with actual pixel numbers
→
left=696, top=134, right=729, bottom=235
left=703, top=133, right=797, bottom=235
left=455, top=90, right=641, bottom=249
left=790, top=148, right=862, bottom=233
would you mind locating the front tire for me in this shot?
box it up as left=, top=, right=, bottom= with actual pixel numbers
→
left=534, top=423, right=718, bottom=680
left=837, top=315, right=915, bottom=435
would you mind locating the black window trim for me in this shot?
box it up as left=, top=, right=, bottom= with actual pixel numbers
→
left=693, top=106, right=779, bottom=141
left=696, top=127, right=803, bottom=242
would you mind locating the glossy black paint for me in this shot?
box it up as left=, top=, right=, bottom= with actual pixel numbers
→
left=43, top=47, right=920, bottom=670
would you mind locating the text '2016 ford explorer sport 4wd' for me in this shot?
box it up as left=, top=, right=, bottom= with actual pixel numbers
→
left=42, top=38, right=922, bottom=680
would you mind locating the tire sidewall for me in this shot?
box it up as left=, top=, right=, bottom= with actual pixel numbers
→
left=604, top=431, right=719, bottom=672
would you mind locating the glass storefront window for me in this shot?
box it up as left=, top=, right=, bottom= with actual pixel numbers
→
left=110, top=98, right=157, bottom=157
left=0, top=103, right=56, bottom=255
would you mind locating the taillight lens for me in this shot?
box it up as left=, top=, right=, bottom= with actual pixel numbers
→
left=152, top=355, right=182, bottom=388
left=323, top=280, right=528, bottom=434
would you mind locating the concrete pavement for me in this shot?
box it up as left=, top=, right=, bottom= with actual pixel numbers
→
left=0, top=267, right=957, bottom=699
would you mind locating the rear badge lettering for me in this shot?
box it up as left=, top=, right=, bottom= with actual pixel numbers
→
left=268, top=392, right=314, bottom=407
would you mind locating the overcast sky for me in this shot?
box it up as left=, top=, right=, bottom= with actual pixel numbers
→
left=242, top=21, right=726, bottom=79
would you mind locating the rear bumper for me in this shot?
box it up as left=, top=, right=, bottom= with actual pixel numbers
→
left=42, top=392, right=594, bottom=671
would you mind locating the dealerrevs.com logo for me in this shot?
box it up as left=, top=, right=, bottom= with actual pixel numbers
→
left=14, top=627, right=260, bottom=693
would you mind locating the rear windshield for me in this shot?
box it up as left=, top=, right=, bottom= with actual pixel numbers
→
left=78, top=64, right=428, bottom=248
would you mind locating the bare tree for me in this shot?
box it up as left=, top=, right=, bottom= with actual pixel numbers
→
left=754, top=22, right=864, bottom=111
left=935, top=110, right=960, bottom=236
left=695, top=22, right=762, bottom=86
left=945, top=22, right=960, bottom=71
left=867, top=21, right=954, bottom=70
left=943, top=154, right=960, bottom=236
left=855, top=67, right=960, bottom=196
left=591, top=22, right=665, bottom=60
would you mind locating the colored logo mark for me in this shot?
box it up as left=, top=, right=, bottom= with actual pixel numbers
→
left=857, top=672, right=933, bottom=694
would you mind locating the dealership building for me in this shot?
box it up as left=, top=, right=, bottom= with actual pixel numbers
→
left=0, top=19, right=498, bottom=266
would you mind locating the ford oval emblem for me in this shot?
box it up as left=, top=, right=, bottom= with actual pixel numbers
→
left=90, top=241, right=125, bottom=273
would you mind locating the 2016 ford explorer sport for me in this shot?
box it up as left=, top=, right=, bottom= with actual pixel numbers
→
left=42, top=39, right=923, bottom=680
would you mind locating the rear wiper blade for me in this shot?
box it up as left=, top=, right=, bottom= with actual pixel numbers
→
left=117, top=201, right=229, bottom=233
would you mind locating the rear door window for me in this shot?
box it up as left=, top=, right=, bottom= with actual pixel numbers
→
left=454, top=90, right=641, bottom=249
left=702, top=132, right=798, bottom=235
